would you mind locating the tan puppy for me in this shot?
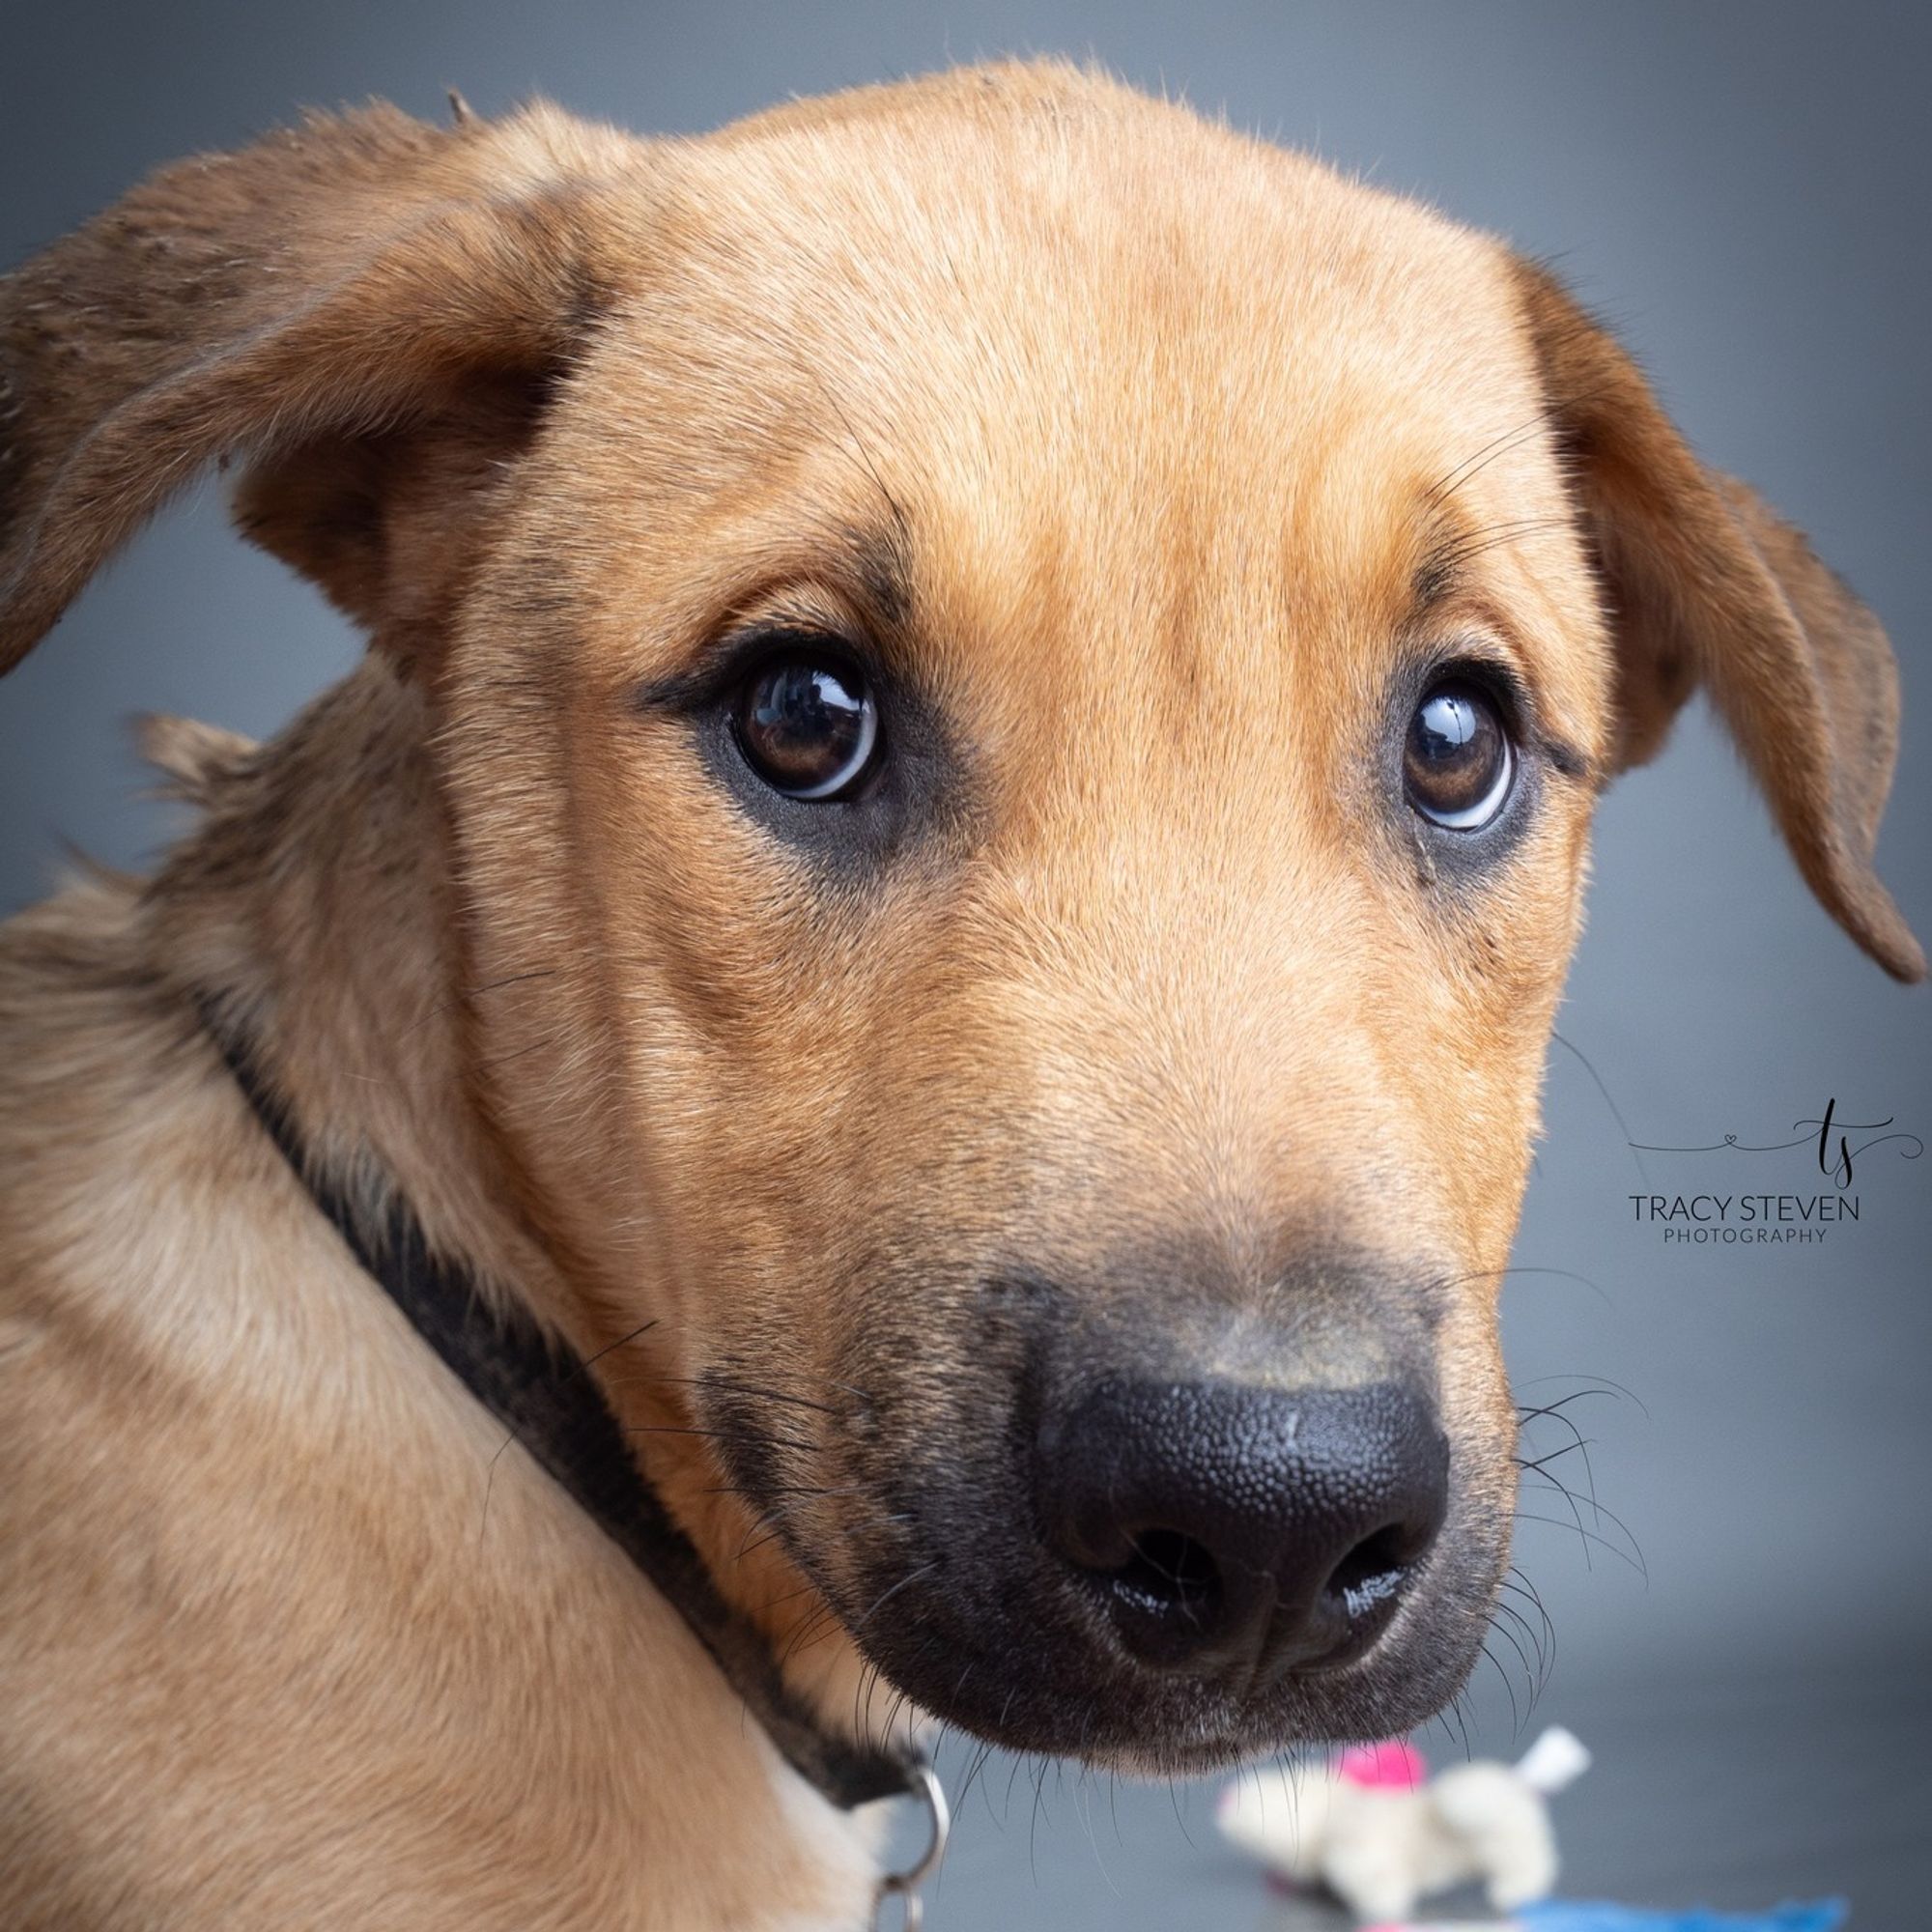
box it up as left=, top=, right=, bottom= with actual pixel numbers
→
left=0, top=61, right=1919, bottom=1931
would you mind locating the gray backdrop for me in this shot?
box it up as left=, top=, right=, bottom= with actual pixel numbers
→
left=4, top=3, right=1927, bottom=1922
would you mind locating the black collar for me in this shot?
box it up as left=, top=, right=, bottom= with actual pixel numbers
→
left=202, top=1005, right=923, bottom=1814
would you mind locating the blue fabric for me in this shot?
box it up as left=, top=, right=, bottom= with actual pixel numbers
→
left=1519, top=1902, right=1848, bottom=1932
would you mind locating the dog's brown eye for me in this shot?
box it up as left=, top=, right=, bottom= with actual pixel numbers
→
left=734, top=654, right=879, bottom=801
left=1405, top=681, right=1514, bottom=830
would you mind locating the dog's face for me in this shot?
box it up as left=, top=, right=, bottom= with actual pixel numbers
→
left=448, top=107, right=1598, bottom=1765
left=1, top=64, right=1918, bottom=1774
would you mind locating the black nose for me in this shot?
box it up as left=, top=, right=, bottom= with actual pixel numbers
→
left=1036, top=1378, right=1449, bottom=1681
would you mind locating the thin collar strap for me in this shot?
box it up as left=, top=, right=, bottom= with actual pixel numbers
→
left=200, top=1002, right=923, bottom=1813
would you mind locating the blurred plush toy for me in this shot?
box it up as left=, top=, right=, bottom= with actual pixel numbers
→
left=1216, top=1725, right=1591, bottom=1922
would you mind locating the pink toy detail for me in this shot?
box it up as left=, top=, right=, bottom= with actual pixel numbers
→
left=1337, top=1740, right=1427, bottom=1789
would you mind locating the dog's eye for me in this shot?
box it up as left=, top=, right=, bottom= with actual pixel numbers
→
left=734, top=653, right=880, bottom=801
left=1404, top=679, right=1514, bottom=830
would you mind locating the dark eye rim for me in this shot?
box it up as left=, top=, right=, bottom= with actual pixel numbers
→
left=730, top=639, right=884, bottom=803
left=635, top=608, right=965, bottom=875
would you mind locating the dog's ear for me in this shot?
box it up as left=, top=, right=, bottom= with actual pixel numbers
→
left=0, top=100, right=629, bottom=672
left=1512, top=259, right=1923, bottom=982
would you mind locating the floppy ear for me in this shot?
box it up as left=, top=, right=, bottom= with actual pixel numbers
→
left=1512, top=259, right=1923, bottom=982
left=0, top=99, right=630, bottom=672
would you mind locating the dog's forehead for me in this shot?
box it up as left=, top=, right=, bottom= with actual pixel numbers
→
left=626, top=73, right=1534, bottom=476
left=549, top=69, right=1594, bottom=740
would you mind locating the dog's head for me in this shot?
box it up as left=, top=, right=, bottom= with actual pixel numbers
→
left=2, top=64, right=1918, bottom=1772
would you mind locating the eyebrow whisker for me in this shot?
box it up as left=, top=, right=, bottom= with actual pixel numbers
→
left=1423, top=411, right=1553, bottom=505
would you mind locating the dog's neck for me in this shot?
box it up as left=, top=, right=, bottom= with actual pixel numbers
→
left=141, top=657, right=881, bottom=1748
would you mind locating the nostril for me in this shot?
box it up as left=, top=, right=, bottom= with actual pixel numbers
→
left=1111, top=1528, right=1222, bottom=1616
left=1074, top=1526, right=1232, bottom=1662
left=1323, top=1521, right=1415, bottom=1618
